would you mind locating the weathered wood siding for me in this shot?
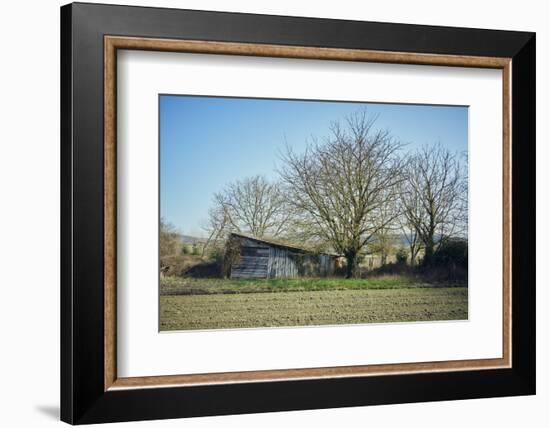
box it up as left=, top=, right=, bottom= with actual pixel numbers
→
left=267, top=247, right=298, bottom=278
left=228, top=235, right=338, bottom=279
left=230, top=238, right=270, bottom=279
left=319, top=254, right=334, bottom=276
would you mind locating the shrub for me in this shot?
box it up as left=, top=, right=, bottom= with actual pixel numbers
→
left=160, top=219, right=182, bottom=258
left=395, top=247, right=408, bottom=265
left=422, top=238, right=468, bottom=282
left=160, top=254, right=223, bottom=278
left=206, top=244, right=225, bottom=262
left=160, top=255, right=203, bottom=277
left=433, top=238, right=468, bottom=269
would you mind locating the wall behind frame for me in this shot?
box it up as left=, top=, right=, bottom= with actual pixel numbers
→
left=0, top=1, right=545, bottom=428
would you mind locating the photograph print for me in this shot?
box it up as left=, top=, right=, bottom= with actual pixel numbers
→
left=159, top=95, right=469, bottom=331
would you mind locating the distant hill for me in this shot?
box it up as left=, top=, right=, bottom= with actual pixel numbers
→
left=180, top=234, right=207, bottom=245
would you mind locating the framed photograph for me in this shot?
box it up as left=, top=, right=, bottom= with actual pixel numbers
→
left=61, top=2, right=535, bottom=424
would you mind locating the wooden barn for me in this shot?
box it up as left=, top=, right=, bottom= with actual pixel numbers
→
left=224, top=232, right=342, bottom=279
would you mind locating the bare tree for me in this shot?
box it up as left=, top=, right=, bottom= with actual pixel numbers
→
left=279, top=110, right=405, bottom=278
left=397, top=195, right=423, bottom=267
left=201, top=203, right=232, bottom=257
left=204, top=175, right=292, bottom=250
left=160, top=218, right=182, bottom=258
left=456, top=151, right=469, bottom=236
left=369, top=189, right=401, bottom=265
left=400, top=144, right=467, bottom=266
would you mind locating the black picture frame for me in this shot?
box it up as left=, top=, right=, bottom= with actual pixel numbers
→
left=61, top=2, right=535, bottom=424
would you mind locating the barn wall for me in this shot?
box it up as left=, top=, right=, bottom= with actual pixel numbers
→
left=229, top=238, right=270, bottom=279
left=267, top=247, right=298, bottom=278
left=228, top=235, right=339, bottom=279
left=319, top=254, right=335, bottom=276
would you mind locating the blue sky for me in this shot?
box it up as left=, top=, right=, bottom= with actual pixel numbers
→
left=160, top=95, right=468, bottom=236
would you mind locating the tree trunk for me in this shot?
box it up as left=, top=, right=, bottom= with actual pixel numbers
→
left=423, top=238, right=434, bottom=267
left=345, top=251, right=357, bottom=278
left=409, top=245, right=416, bottom=267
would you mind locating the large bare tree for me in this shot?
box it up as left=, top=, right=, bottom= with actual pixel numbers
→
left=398, top=205, right=423, bottom=267
left=279, top=110, right=405, bottom=278
left=369, top=189, right=401, bottom=265
left=400, top=144, right=467, bottom=266
left=204, top=175, right=292, bottom=251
